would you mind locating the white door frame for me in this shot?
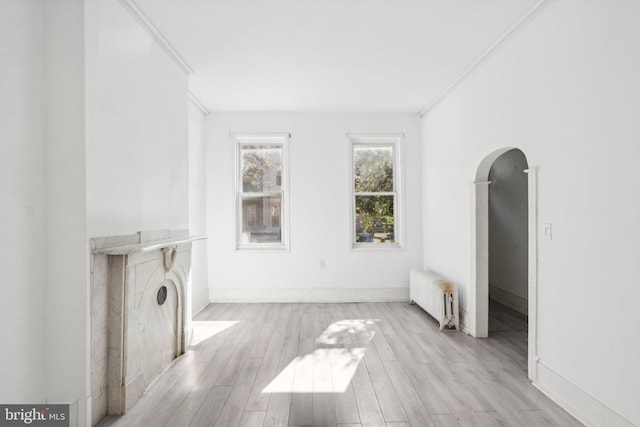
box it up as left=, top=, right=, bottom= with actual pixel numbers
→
left=470, top=147, right=538, bottom=382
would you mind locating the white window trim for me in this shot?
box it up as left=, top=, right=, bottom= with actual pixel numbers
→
left=233, top=133, right=290, bottom=251
left=348, top=133, right=404, bottom=250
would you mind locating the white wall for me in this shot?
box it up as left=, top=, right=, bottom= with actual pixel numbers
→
left=422, top=1, right=640, bottom=425
left=207, top=113, right=423, bottom=302
left=0, top=0, right=47, bottom=404
left=85, top=0, right=189, bottom=238
left=189, top=102, right=209, bottom=313
left=44, top=2, right=89, bottom=423
left=1, top=0, right=91, bottom=420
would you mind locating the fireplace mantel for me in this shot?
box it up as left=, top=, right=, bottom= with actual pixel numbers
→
left=92, top=234, right=205, bottom=255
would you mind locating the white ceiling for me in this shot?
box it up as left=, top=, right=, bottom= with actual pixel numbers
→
left=135, top=0, right=537, bottom=113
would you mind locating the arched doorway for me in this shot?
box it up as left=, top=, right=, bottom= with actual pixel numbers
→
left=470, top=147, right=538, bottom=381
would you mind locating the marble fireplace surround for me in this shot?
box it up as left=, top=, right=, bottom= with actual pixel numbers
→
left=90, top=230, right=205, bottom=425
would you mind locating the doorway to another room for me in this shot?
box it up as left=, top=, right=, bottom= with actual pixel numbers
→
left=472, top=147, right=537, bottom=380
left=488, top=148, right=529, bottom=373
left=489, top=149, right=529, bottom=334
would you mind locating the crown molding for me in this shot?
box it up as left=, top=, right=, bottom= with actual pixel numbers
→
left=189, top=92, right=210, bottom=115
left=419, top=0, right=550, bottom=117
left=118, top=0, right=194, bottom=76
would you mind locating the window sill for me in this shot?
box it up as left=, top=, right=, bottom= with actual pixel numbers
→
left=351, top=243, right=403, bottom=251
left=236, top=244, right=289, bottom=252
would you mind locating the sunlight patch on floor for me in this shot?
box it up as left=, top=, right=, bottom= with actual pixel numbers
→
left=315, top=319, right=379, bottom=345
left=191, top=320, right=238, bottom=345
left=262, top=319, right=378, bottom=394
left=262, top=348, right=365, bottom=393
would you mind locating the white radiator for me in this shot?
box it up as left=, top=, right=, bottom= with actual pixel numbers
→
left=410, top=269, right=459, bottom=331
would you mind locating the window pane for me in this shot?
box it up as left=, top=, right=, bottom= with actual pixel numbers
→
left=354, top=145, right=393, bottom=192
left=241, top=195, right=282, bottom=244
left=355, top=195, right=395, bottom=244
left=241, top=145, right=283, bottom=192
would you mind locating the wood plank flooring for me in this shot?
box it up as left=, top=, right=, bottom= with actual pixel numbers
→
left=97, top=302, right=582, bottom=427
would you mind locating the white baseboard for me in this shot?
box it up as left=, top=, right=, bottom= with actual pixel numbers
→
left=534, top=361, right=636, bottom=427
left=68, top=400, right=78, bottom=427
left=184, top=326, right=193, bottom=348
left=489, top=285, right=528, bottom=315
left=192, top=288, right=210, bottom=315
left=65, top=396, right=90, bottom=427
left=209, top=287, right=409, bottom=303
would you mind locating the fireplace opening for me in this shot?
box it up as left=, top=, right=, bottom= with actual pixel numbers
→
left=157, top=285, right=168, bottom=305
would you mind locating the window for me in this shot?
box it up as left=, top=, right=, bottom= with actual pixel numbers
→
left=350, top=135, right=402, bottom=248
left=235, top=134, right=289, bottom=249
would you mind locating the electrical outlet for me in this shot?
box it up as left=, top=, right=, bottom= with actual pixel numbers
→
left=320, top=259, right=326, bottom=269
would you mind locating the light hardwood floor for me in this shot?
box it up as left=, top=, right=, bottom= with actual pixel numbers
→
left=97, top=302, right=582, bottom=427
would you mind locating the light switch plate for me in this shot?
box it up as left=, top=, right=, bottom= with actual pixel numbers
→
left=543, top=223, right=552, bottom=240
